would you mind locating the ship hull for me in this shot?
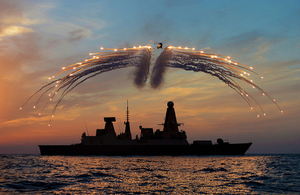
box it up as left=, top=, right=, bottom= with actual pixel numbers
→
left=39, top=143, right=252, bottom=156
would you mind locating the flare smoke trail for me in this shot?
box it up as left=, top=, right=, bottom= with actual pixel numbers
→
left=21, top=44, right=282, bottom=125
left=133, top=48, right=151, bottom=88
left=150, top=47, right=171, bottom=88
left=20, top=46, right=152, bottom=125
left=156, top=46, right=283, bottom=117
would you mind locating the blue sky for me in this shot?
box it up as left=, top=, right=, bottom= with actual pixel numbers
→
left=0, top=0, right=299, bottom=154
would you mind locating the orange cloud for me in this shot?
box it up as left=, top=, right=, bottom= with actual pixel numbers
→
left=0, top=25, right=34, bottom=40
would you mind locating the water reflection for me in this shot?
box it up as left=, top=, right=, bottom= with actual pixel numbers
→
left=1, top=155, right=299, bottom=194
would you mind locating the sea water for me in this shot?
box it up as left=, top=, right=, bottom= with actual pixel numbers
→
left=1, top=154, right=299, bottom=194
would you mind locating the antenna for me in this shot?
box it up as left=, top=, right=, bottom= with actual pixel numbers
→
left=126, top=100, right=129, bottom=123
left=84, top=121, right=89, bottom=136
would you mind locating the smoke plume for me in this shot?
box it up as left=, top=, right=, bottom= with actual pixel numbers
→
left=150, top=47, right=171, bottom=88
left=133, top=49, right=151, bottom=88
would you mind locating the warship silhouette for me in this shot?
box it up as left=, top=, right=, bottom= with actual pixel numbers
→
left=39, top=101, right=252, bottom=156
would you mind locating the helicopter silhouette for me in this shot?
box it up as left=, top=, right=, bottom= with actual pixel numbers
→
left=150, top=40, right=166, bottom=49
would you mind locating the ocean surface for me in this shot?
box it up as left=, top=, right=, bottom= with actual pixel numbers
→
left=1, top=154, right=299, bottom=194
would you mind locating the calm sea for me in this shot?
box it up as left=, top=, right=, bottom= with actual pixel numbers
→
left=0, top=154, right=299, bottom=194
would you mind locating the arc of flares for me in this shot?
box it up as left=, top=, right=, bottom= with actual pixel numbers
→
left=153, top=46, right=283, bottom=117
left=21, top=45, right=152, bottom=126
left=21, top=44, right=282, bottom=126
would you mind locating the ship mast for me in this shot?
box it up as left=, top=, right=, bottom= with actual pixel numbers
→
left=126, top=100, right=129, bottom=123
left=162, top=101, right=180, bottom=139
left=123, top=100, right=132, bottom=139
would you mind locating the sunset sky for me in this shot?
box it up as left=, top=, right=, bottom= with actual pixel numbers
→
left=1, top=0, right=299, bottom=154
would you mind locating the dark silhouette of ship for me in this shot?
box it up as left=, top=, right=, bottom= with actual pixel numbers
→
left=39, top=101, right=252, bottom=156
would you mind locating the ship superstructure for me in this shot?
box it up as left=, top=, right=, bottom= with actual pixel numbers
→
left=80, top=101, right=189, bottom=146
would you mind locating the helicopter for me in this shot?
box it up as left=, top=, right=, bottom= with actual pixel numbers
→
left=150, top=40, right=166, bottom=49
